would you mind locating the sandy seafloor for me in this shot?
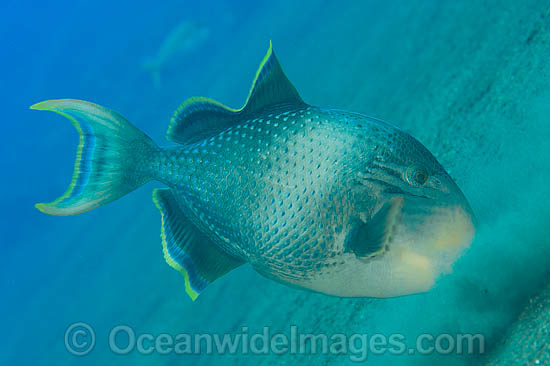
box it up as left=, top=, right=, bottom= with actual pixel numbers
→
left=2, top=0, right=550, bottom=365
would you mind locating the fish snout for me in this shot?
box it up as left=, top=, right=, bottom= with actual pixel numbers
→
left=435, top=174, right=476, bottom=224
left=403, top=173, right=476, bottom=265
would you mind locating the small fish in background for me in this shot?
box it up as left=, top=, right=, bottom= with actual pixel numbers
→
left=143, top=20, right=210, bottom=88
left=32, top=42, right=475, bottom=301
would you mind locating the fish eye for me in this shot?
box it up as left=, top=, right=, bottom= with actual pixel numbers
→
left=405, top=166, right=429, bottom=187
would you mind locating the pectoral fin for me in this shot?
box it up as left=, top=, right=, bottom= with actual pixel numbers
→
left=347, top=196, right=404, bottom=260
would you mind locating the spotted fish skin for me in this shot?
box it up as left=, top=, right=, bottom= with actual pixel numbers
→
left=152, top=106, right=439, bottom=286
left=33, top=43, right=475, bottom=300
left=155, top=108, right=363, bottom=279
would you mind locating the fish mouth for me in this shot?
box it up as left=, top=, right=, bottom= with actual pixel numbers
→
left=380, top=173, right=476, bottom=256
left=361, top=172, right=476, bottom=229
left=396, top=174, right=474, bottom=219
left=389, top=181, right=476, bottom=276
left=434, top=174, right=476, bottom=225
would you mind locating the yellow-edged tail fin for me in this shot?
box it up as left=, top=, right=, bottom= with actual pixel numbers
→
left=31, top=99, right=158, bottom=216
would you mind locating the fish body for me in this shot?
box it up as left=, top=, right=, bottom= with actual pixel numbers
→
left=143, top=20, right=210, bottom=87
left=33, top=43, right=475, bottom=300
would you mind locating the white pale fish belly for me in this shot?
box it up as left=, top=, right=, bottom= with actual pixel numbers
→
left=304, top=204, right=475, bottom=297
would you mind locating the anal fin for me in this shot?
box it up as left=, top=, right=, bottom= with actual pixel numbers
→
left=152, top=188, right=244, bottom=300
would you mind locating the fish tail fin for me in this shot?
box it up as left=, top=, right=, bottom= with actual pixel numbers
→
left=143, top=59, right=161, bottom=88
left=31, top=99, right=158, bottom=216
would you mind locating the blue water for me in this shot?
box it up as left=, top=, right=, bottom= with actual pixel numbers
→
left=3, top=0, right=550, bottom=365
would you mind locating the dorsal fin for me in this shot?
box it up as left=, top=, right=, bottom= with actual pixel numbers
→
left=240, top=41, right=304, bottom=114
left=166, top=41, right=306, bottom=144
left=166, top=97, right=240, bottom=145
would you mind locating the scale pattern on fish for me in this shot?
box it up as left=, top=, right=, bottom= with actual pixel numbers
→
left=33, top=42, right=475, bottom=300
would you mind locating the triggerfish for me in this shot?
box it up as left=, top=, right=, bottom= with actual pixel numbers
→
left=33, top=42, right=475, bottom=300
left=143, top=20, right=210, bottom=88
